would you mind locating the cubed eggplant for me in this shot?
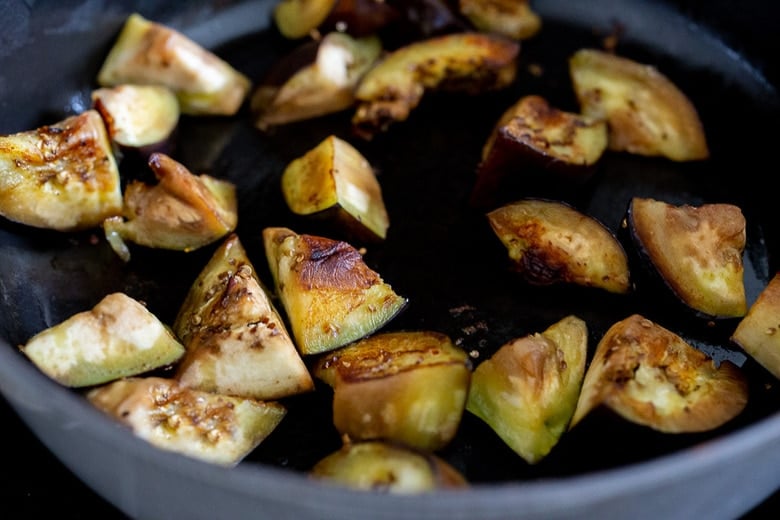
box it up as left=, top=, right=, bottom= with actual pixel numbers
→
left=103, top=153, right=238, bottom=262
left=87, top=377, right=286, bottom=467
left=173, top=234, right=314, bottom=401
left=471, top=94, right=608, bottom=207
left=314, top=331, right=471, bottom=451
left=487, top=198, right=631, bottom=294
left=466, top=315, right=587, bottom=464
left=569, top=314, right=748, bottom=433
left=458, top=0, right=542, bottom=40
left=626, top=197, right=747, bottom=319
left=281, top=134, right=389, bottom=241
left=731, top=273, right=780, bottom=380
left=252, top=32, right=382, bottom=130
left=20, top=293, right=185, bottom=388
left=311, top=440, right=468, bottom=492
left=352, top=31, right=519, bottom=139
left=97, top=13, right=251, bottom=116
left=569, top=48, right=709, bottom=161
left=262, top=227, right=407, bottom=355
left=0, top=110, right=122, bottom=231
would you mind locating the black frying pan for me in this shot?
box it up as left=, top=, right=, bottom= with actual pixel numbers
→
left=1, top=0, right=779, bottom=517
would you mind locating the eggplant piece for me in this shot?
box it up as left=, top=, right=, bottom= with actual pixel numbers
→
left=281, top=134, right=389, bottom=241
left=273, top=0, right=338, bottom=38
left=471, top=94, right=608, bottom=207
left=91, top=84, right=180, bottom=158
left=86, top=377, right=286, bottom=467
left=569, top=314, right=748, bottom=433
left=173, top=234, right=314, bottom=401
left=251, top=32, right=382, bottom=130
left=273, top=0, right=399, bottom=39
left=311, top=440, right=468, bottom=492
left=314, top=331, right=471, bottom=451
left=0, top=110, right=122, bottom=231
left=731, top=273, right=780, bottom=380
left=626, top=197, right=747, bottom=319
left=262, top=227, right=407, bottom=355
left=487, top=199, right=631, bottom=294
left=20, top=293, right=185, bottom=388
left=466, top=315, right=587, bottom=464
left=351, top=31, right=519, bottom=139
left=569, top=48, right=709, bottom=161
left=103, top=153, right=238, bottom=262
left=96, top=13, right=251, bottom=116
left=458, top=0, right=542, bottom=40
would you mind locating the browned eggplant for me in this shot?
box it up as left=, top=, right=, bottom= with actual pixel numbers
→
left=731, top=273, right=780, bottom=380
left=97, top=13, right=251, bottom=116
left=280, top=134, right=389, bottom=242
left=351, top=31, right=519, bottom=139
left=625, top=197, right=747, bottom=319
left=310, top=440, right=468, bottom=492
left=569, top=314, right=748, bottom=433
left=274, top=0, right=399, bottom=39
left=0, top=110, right=123, bottom=231
left=487, top=199, right=631, bottom=294
left=91, top=84, right=180, bottom=158
left=173, top=234, right=314, bottom=401
left=86, top=377, right=287, bottom=467
left=103, top=153, right=238, bottom=262
left=251, top=32, right=382, bottom=130
left=471, top=94, right=608, bottom=207
left=314, top=331, right=471, bottom=451
left=569, top=48, right=709, bottom=161
left=458, top=0, right=542, bottom=40
left=20, top=293, right=185, bottom=388
left=466, top=315, right=587, bottom=464
left=262, top=227, right=407, bottom=355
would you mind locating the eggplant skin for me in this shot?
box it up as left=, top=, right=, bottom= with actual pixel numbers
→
left=570, top=314, right=748, bottom=433
left=310, top=440, right=468, bottom=493
left=0, top=110, right=122, bottom=231
left=626, top=197, right=747, bottom=319
left=731, top=273, right=780, bottom=380
left=487, top=199, right=631, bottom=294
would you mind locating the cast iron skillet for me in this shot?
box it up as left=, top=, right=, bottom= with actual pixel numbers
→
left=1, top=0, right=779, bottom=518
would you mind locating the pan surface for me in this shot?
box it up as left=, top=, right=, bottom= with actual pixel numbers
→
left=1, top=0, right=779, bottom=518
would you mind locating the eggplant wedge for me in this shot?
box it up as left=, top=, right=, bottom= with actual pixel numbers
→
left=173, top=234, right=314, bottom=401
left=274, top=0, right=400, bottom=39
left=458, top=0, right=542, bottom=40
left=466, top=315, right=587, bottom=464
left=487, top=199, right=631, bottom=294
left=569, top=314, right=748, bottom=433
left=626, top=197, right=747, bottom=319
left=352, top=31, right=519, bottom=139
left=262, top=227, right=407, bottom=355
left=471, top=94, right=608, bottom=206
left=731, top=273, right=780, bottom=380
left=281, top=134, right=389, bottom=241
left=103, top=153, right=238, bottom=262
left=569, top=48, right=709, bottom=161
left=273, top=0, right=337, bottom=38
left=311, top=440, right=468, bottom=492
left=314, top=331, right=471, bottom=451
left=86, top=377, right=286, bottom=467
left=0, top=110, right=122, bottom=231
left=252, top=32, right=382, bottom=130
left=97, top=13, right=251, bottom=116
left=20, top=293, right=185, bottom=388
left=92, top=84, right=180, bottom=157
